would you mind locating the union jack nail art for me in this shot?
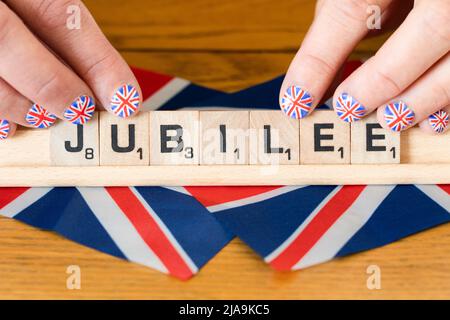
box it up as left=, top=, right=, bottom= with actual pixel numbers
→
left=383, top=101, right=415, bottom=132
left=280, top=85, right=313, bottom=119
left=0, top=119, right=10, bottom=140
left=428, top=110, right=449, bottom=134
left=335, top=93, right=366, bottom=122
left=110, top=84, right=140, bottom=118
left=64, top=95, right=96, bottom=125
left=26, top=104, right=57, bottom=129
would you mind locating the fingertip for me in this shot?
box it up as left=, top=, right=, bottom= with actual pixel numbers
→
left=279, top=85, right=314, bottom=119
left=380, top=101, right=416, bottom=132
left=332, top=91, right=368, bottom=123
left=109, top=83, right=142, bottom=119
left=63, top=95, right=97, bottom=125
left=423, top=109, right=450, bottom=135
left=0, top=119, right=15, bottom=140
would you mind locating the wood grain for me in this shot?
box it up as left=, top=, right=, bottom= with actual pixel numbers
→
left=1, top=216, right=450, bottom=299
left=84, top=0, right=390, bottom=52
left=1, top=1, right=449, bottom=299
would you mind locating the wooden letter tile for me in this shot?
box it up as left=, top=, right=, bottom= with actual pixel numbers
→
left=150, top=111, right=199, bottom=165
left=200, top=111, right=249, bottom=165
left=50, top=113, right=99, bottom=166
left=300, top=110, right=350, bottom=164
left=351, top=113, right=400, bottom=164
left=99, top=111, right=150, bottom=166
left=249, top=110, right=299, bottom=165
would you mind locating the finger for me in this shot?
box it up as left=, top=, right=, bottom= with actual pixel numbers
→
left=333, top=0, right=450, bottom=123
left=420, top=108, right=450, bottom=135
left=375, top=53, right=450, bottom=132
left=6, top=0, right=142, bottom=118
left=279, top=0, right=394, bottom=119
left=0, top=119, right=16, bottom=140
left=0, top=78, right=57, bottom=129
left=0, top=2, right=95, bottom=125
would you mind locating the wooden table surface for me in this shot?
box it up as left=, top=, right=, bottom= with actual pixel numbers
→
left=1, top=0, right=449, bottom=299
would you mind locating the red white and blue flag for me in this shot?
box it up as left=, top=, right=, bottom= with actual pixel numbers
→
left=110, top=84, right=141, bottom=117
left=335, top=93, right=366, bottom=122
left=1, top=62, right=449, bottom=279
left=280, top=85, right=313, bottom=119
left=384, top=101, right=415, bottom=132
left=64, top=95, right=96, bottom=125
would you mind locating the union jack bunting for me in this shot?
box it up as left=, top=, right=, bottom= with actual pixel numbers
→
left=429, top=110, right=449, bottom=134
left=280, top=85, right=313, bottom=119
left=0, top=119, right=10, bottom=140
left=26, top=104, right=57, bottom=129
left=110, top=84, right=141, bottom=118
left=64, top=95, right=96, bottom=125
left=335, top=93, right=366, bottom=122
left=384, top=101, right=415, bottom=132
left=201, top=185, right=450, bottom=271
left=1, top=62, right=449, bottom=279
left=0, top=187, right=232, bottom=280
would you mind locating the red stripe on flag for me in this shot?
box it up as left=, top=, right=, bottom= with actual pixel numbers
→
left=438, top=185, right=450, bottom=195
left=0, top=187, right=30, bottom=210
left=269, top=185, right=366, bottom=271
left=185, top=186, right=282, bottom=207
left=106, top=187, right=194, bottom=280
left=131, top=67, right=174, bottom=101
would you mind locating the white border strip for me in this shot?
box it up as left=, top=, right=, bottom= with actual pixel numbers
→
left=207, top=186, right=306, bottom=213
left=77, top=187, right=168, bottom=273
left=0, top=188, right=53, bottom=218
left=130, top=187, right=198, bottom=273
left=293, top=185, right=395, bottom=269
left=264, top=186, right=342, bottom=262
left=415, top=185, right=450, bottom=212
left=141, top=78, right=190, bottom=111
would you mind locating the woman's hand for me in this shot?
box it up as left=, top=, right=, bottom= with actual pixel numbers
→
left=0, top=0, right=141, bottom=140
left=279, top=0, right=450, bottom=134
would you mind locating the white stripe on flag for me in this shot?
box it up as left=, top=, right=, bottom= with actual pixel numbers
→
left=292, top=185, right=395, bottom=270
left=141, top=78, right=190, bottom=111
left=77, top=187, right=168, bottom=274
left=162, top=186, right=192, bottom=196
left=415, top=185, right=450, bottom=212
left=207, top=186, right=306, bottom=213
left=130, top=187, right=199, bottom=274
left=0, top=188, right=53, bottom=218
left=265, top=186, right=342, bottom=263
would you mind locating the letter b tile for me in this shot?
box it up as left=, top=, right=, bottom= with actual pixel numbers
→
left=150, top=111, right=199, bottom=165
left=99, top=111, right=150, bottom=166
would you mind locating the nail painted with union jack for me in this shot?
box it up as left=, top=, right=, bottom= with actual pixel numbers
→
left=25, top=104, right=57, bottom=129
left=428, top=109, right=449, bottom=134
left=110, top=84, right=141, bottom=118
left=383, top=101, right=415, bottom=132
left=335, top=92, right=367, bottom=122
left=0, top=119, right=11, bottom=140
left=280, top=85, right=313, bottom=119
left=64, top=95, right=96, bottom=125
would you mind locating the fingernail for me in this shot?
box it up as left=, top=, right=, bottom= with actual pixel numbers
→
left=428, top=110, right=449, bottom=134
left=335, top=92, right=366, bottom=122
left=280, top=85, right=313, bottom=119
left=0, top=119, right=10, bottom=140
left=26, top=104, right=57, bottom=129
left=383, top=101, right=415, bottom=132
left=64, top=95, right=96, bottom=125
left=110, top=84, right=140, bottom=118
